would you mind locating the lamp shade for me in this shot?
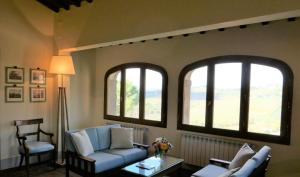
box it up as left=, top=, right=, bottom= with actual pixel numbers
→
left=49, top=55, right=75, bottom=75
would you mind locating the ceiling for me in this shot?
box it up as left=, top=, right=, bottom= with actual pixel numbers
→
left=37, top=0, right=93, bottom=13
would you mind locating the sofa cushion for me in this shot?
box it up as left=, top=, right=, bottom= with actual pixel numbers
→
left=110, top=128, right=134, bottom=149
left=105, top=148, right=147, bottom=164
left=229, top=143, right=255, bottom=170
left=87, top=152, right=125, bottom=173
left=192, top=164, right=228, bottom=177
left=19, top=141, right=54, bottom=154
left=251, top=146, right=271, bottom=168
left=231, top=159, right=257, bottom=177
left=71, top=130, right=94, bottom=156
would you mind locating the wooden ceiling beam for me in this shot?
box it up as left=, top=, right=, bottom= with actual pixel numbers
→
left=37, top=0, right=60, bottom=12
left=36, top=0, right=93, bottom=13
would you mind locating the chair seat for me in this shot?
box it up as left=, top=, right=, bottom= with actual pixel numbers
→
left=191, top=164, right=228, bottom=177
left=19, top=141, right=54, bottom=154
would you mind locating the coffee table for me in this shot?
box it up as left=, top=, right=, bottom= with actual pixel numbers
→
left=122, top=156, right=184, bottom=177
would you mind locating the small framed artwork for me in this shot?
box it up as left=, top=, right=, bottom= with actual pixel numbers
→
left=5, top=86, right=24, bottom=102
left=30, top=68, right=46, bottom=85
left=5, top=67, right=24, bottom=84
left=30, top=87, right=46, bottom=102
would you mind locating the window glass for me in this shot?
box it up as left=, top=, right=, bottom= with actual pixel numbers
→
left=213, top=63, right=242, bottom=130
left=248, top=64, right=283, bottom=135
left=124, top=68, right=140, bottom=118
left=107, top=71, right=121, bottom=116
left=183, top=67, right=207, bottom=126
left=145, top=69, right=163, bottom=121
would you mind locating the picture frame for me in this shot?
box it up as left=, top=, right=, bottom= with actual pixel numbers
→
left=30, top=87, right=46, bottom=102
left=30, top=68, right=46, bottom=85
left=5, top=86, right=24, bottom=102
left=5, top=67, right=24, bottom=84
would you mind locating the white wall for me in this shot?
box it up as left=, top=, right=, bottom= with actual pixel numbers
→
left=70, top=20, right=300, bottom=177
left=0, top=0, right=55, bottom=169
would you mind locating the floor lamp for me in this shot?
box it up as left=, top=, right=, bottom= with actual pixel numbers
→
left=49, top=55, right=75, bottom=165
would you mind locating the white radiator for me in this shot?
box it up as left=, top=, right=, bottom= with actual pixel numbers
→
left=181, top=133, right=252, bottom=167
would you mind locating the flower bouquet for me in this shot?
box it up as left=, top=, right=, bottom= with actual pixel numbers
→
left=152, top=137, right=173, bottom=157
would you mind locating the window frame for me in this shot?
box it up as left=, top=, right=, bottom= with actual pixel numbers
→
left=104, top=62, right=168, bottom=127
left=177, top=55, right=293, bottom=144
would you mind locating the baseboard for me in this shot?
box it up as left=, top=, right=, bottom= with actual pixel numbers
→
left=0, top=154, right=52, bottom=170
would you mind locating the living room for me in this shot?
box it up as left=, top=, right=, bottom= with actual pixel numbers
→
left=0, top=0, right=300, bottom=177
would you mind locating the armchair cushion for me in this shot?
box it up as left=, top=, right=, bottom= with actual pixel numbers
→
left=251, top=146, right=271, bottom=168
left=231, top=159, right=257, bottom=177
left=87, top=152, right=124, bottom=173
left=105, top=147, right=147, bottom=164
left=19, top=141, right=54, bottom=154
left=228, top=143, right=255, bottom=170
left=191, top=164, right=227, bottom=177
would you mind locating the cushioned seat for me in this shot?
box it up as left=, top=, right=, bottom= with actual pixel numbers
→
left=87, top=152, right=125, bottom=173
left=191, top=164, right=228, bottom=177
left=19, top=141, right=55, bottom=154
left=105, top=148, right=147, bottom=164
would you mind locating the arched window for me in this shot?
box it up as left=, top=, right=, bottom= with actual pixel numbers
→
left=105, top=63, right=168, bottom=127
left=178, top=56, right=293, bottom=144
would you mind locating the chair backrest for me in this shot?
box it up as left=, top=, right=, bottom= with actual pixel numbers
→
left=14, top=118, right=43, bottom=145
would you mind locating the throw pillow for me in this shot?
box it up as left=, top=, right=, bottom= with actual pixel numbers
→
left=228, top=143, right=255, bottom=170
left=71, top=130, right=94, bottom=156
left=218, top=167, right=240, bottom=177
left=110, top=127, right=134, bottom=149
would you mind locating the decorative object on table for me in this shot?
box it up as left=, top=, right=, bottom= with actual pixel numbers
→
left=152, top=137, right=173, bottom=157
left=5, top=66, right=24, bottom=84
left=14, top=118, right=56, bottom=177
left=49, top=55, right=75, bottom=165
left=5, top=85, right=24, bottom=102
left=30, top=68, right=46, bottom=85
left=30, top=86, right=46, bottom=102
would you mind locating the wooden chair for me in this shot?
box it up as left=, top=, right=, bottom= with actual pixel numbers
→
left=14, top=118, right=56, bottom=177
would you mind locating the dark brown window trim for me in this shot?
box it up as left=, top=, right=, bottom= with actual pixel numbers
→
left=104, top=62, right=168, bottom=128
left=177, top=55, right=293, bottom=145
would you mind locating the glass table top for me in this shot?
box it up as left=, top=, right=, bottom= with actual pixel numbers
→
left=122, top=156, right=184, bottom=177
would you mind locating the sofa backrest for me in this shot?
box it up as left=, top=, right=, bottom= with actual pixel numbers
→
left=65, top=124, right=121, bottom=152
left=232, top=146, right=271, bottom=177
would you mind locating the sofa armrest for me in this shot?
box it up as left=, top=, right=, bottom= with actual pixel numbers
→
left=133, top=143, right=150, bottom=149
left=210, top=158, right=231, bottom=168
left=77, top=155, right=96, bottom=163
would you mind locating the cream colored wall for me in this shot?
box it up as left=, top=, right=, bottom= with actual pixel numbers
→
left=67, top=20, right=300, bottom=177
left=0, top=0, right=55, bottom=169
left=55, top=0, right=300, bottom=50
left=69, top=50, right=97, bottom=130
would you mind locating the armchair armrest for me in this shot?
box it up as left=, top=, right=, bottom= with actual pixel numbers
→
left=133, top=143, right=150, bottom=149
left=40, top=129, right=54, bottom=144
left=209, top=158, right=231, bottom=168
left=40, top=129, right=54, bottom=137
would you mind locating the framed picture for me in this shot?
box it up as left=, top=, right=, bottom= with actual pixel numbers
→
left=5, top=86, right=24, bottom=102
left=30, top=68, right=46, bottom=85
left=30, top=87, right=46, bottom=102
left=5, top=67, right=24, bottom=84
